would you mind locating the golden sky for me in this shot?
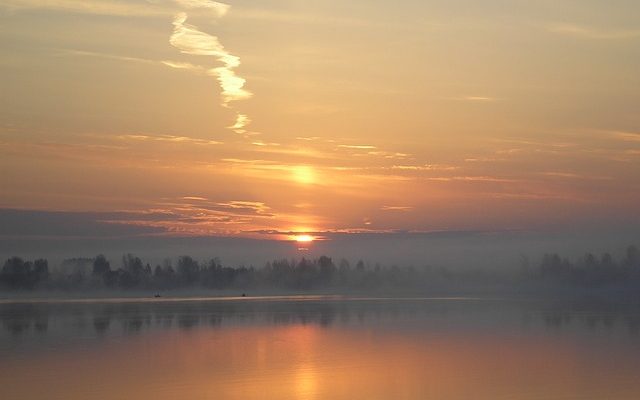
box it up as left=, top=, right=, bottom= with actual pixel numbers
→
left=1, top=0, right=639, bottom=239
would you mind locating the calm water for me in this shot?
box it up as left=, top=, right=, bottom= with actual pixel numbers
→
left=1, top=296, right=640, bottom=400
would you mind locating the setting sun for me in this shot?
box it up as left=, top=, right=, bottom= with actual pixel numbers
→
left=292, top=166, right=315, bottom=185
left=294, top=235, right=315, bottom=243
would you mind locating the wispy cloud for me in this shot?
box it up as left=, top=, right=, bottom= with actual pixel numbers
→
left=161, top=60, right=204, bottom=72
left=229, top=113, right=251, bottom=134
left=427, top=176, right=518, bottom=183
left=540, top=172, right=612, bottom=181
left=170, top=12, right=251, bottom=104
left=2, top=0, right=232, bottom=18
left=173, top=0, right=229, bottom=16
left=1, top=0, right=174, bottom=17
left=449, top=96, right=498, bottom=102
left=162, top=59, right=253, bottom=109
left=64, top=51, right=255, bottom=123
left=547, top=23, right=640, bottom=40
left=391, top=164, right=458, bottom=171
left=182, top=196, right=208, bottom=201
left=116, top=134, right=222, bottom=145
left=167, top=4, right=254, bottom=136
left=381, top=206, right=413, bottom=212
left=103, top=197, right=278, bottom=236
left=338, top=144, right=377, bottom=150
left=61, top=49, right=159, bottom=64
left=607, top=131, right=640, bottom=142
left=215, top=200, right=272, bottom=215
left=251, top=141, right=280, bottom=147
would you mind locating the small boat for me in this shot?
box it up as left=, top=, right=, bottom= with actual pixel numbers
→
left=154, top=293, right=162, bottom=298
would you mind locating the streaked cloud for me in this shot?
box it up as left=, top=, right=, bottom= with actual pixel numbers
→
left=173, top=0, right=229, bottom=16
left=170, top=12, right=252, bottom=104
left=366, top=151, right=410, bottom=159
left=116, top=134, right=222, bottom=145
left=547, top=23, right=640, bottom=40
left=167, top=4, right=254, bottom=136
left=607, top=131, right=640, bottom=142
left=60, top=49, right=159, bottom=64
left=182, top=196, right=208, bottom=201
left=391, top=164, right=458, bottom=171
left=426, top=176, right=518, bottom=183
left=338, top=144, right=377, bottom=150
left=161, top=60, right=204, bottom=72
left=381, top=206, right=413, bottom=212
left=0, top=0, right=174, bottom=17
left=101, top=197, right=278, bottom=236
left=540, top=172, right=612, bottom=181
left=251, top=141, right=280, bottom=147
left=216, top=200, right=272, bottom=215
left=456, top=96, right=498, bottom=102
left=229, top=113, right=251, bottom=134
left=2, top=0, right=232, bottom=18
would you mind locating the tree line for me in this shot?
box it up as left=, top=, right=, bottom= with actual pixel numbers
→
left=1, top=245, right=639, bottom=292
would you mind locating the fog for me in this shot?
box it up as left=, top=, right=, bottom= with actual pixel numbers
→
left=1, top=226, right=638, bottom=271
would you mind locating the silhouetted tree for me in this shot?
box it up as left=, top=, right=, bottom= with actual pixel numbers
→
left=177, top=256, right=200, bottom=285
left=624, top=245, right=639, bottom=269
left=92, top=255, right=111, bottom=276
left=1, top=257, right=48, bottom=289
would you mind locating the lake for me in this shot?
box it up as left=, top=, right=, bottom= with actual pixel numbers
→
left=1, top=296, right=639, bottom=400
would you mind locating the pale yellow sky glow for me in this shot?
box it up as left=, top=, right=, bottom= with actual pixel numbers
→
left=0, top=0, right=639, bottom=239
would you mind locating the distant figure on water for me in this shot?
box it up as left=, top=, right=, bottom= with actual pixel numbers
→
left=241, top=293, right=246, bottom=297
left=154, top=293, right=161, bottom=298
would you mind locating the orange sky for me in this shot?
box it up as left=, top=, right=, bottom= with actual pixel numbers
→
left=1, top=0, right=639, bottom=239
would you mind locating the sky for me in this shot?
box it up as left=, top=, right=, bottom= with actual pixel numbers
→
left=1, top=0, right=639, bottom=261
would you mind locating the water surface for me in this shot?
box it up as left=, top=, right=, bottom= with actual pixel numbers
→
left=1, top=296, right=639, bottom=400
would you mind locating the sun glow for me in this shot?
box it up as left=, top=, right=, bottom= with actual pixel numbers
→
left=292, top=165, right=315, bottom=185
left=294, top=234, right=315, bottom=243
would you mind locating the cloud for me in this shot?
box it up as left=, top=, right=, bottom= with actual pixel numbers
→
left=170, top=12, right=252, bottom=104
left=251, top=141, right=280, bottom=147
left=229, top=113, right=251, bottom=134
left=162, top=60, right=254, bottom=108
left=607, top=131, right=640, bottom=142
left=90, top=198, right=280, bottom=236
left=2, top=0, right=231, bottom=18
left=366, top=151, right=410, bottom=159
left=449, top=96, right=498, bottom=102
left=215, top=201, right=272, bottom=215
left=540, top=172, right=612, bottom=181
left=547, top=23, right=640, bottom=40
left=0, top=208, right=165, bottom=238
left=161, top=60, right=205, bottom=72
left=208, top=65, right=252, bottom=104
left=0, top=0, right=175, bottom=17
left=426, top=176, right=518, bottom=183
left=173, top=0, right=229, bottom=16
left=338, top=144, right=377, bottom=150
left=167, top=7, right=254, bottom=135
left=116, top=134, right=222, bottom=145
left=380, top=206, right=413, bottom=212
left=182, top=196, right=208, bottom=201
left=60, top=49, right=159, bottom=64
left=391, top=164, right=458, bottom=171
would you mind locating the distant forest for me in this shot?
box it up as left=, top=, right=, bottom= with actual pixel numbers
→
left=1, top=245, right=639, bottom=293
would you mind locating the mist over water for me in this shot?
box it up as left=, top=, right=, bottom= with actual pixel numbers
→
left=2, top=297, right=640, bottom=400
left=2, top=226, right=639, bottom=270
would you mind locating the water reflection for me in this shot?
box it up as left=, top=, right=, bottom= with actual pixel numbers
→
left=2, top=297, right=640, bottom=339
left=1, top=297, right=640, bottom=400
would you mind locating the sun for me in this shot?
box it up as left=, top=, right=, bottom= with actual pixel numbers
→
left=294, top=234, right=315, bottom=243
left=292, top=165, right=315, bottom=185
